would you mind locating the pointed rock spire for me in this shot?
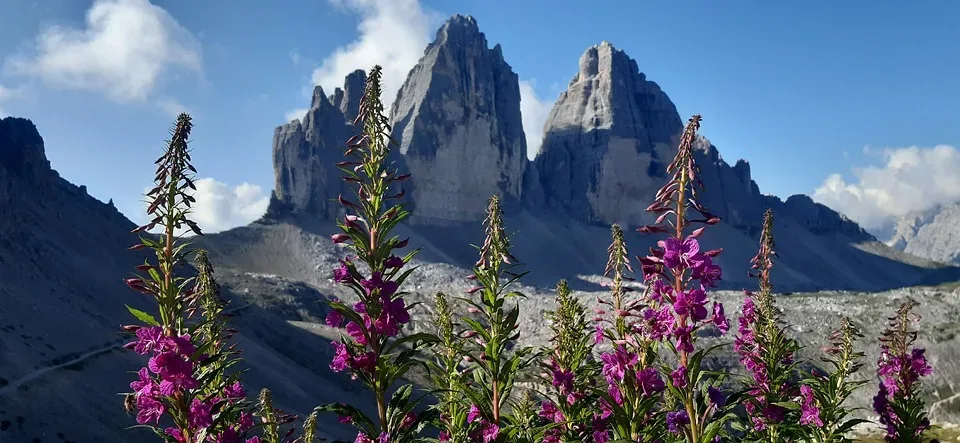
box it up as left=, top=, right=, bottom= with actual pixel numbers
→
left=389, top=14, right=528, bottom=224
left=533, top=41, right=683, bottom=225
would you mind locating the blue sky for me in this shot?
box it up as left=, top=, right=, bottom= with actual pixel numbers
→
left=1, top=0, right=958, bottom=234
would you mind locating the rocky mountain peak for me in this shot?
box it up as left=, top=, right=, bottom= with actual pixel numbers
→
left=330, top=69, right=366, bottom=123
left=0, top=117, right=51, bottom=181
left=888, top=202, right=960, bottom=265
left=389, top=14, right=527, bottom=224
left=533, top=41, right=683, bottom=224
left=267, top=75, right=357, bottom=219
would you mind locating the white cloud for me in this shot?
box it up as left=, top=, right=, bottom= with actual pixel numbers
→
left=289, top=49, right=301, bottom=66
left=156, top=97, right=192, bottom=118
left=310, top=0, right=438, bottom=110
left=284, top=108, right=309, bottom=123
left=188, top=178, right=270, bottom=234
left=5, top=0, right=201, bottom=102
left=519, top=79, right=551, bottom=158
left=812, top=145, right=960, bottom=229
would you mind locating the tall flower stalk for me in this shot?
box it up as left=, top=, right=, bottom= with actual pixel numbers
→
left=426, top=291, right=471, bottom=442
left=539, top=280, right=602, bottom=442
left=317, top=65, right=434, bottom=442
left=872, top=300, right=934, bottom=442
left=635, top=114, right=733, bottom=442
left=733, top=208, right=805, bottom=441
left=801, top=317, right=870, bottom=443
left=595, top=224, right=667, bottom=442
left=121, top=114, right=265, bottom=443
left=458, top=195, right=538, bottom=442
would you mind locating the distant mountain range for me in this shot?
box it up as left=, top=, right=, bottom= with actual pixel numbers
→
left=887, top=202, right=960, bottom=265
left=2, top=13, right=959, bottom=443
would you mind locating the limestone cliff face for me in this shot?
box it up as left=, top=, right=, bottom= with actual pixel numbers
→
left=888, top=203, right=960, bottom=265
left=533, top=42, right=683, bottom=225
left=532, top=41, right=876, bottom=244
left=268, top=74, right=360, bottom=219
left=389, top=15, right=527, bottom=224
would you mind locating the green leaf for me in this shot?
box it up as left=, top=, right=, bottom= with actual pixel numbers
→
left=126, top=305, right=160, bottom=326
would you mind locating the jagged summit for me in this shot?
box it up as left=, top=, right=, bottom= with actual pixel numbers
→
left=389, top=14, right=527, bottom=224
left=0, top=116, right=51, bottom=180
left=330, top=69, right=366, bottom=123
left=267, top=72, right=358, bottom=219
left=533, top=41, right=683, bottom=224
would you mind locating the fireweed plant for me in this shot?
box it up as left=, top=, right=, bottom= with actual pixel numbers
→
left=425, top=291, right=473, bottom=443
left=456, top=195, right=540, bottom=442
left=632, top=114, right=735, bottom=442
left=537, top=280, right=602, bottom=442
left=593, top=224, right=668, bottom=442
left=732, top=208, right=806, bottom=441
left=872, top=300, right=934, bottom=442
left=121, top=114, right=289, bottom=443
left=799, top=317, right=870, bottom=443
left=318, top=65, right=436, bottom=442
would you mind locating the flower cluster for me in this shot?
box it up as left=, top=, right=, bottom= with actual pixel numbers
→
left=121, top=113, right=314, bottom=443
left=539, top=280, right=604, bottom=442
left=317, top=65, right=433, bottom=443
left=451, top=195, right=537, bottom=442
left=633, top=114, right=732, bottom=441
left=873, top=299, right=934, bottom=441
left=732, top=209, right=807, bottom=439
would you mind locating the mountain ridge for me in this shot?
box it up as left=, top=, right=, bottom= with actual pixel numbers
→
left=266, top=14, right=952, bottom=292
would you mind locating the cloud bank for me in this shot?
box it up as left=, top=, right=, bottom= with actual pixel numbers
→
left=187, top=178, right=270, bottom=234
left=5, top=0, right=201, bottom=103
left=812, top=144, right=960, bottom=230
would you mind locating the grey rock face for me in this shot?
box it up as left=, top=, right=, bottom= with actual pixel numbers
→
left=389, top=15, right=527, bottom=224
left=330, top=69, right=366, bottom=124
left=268, top=73, right=363, bottom=219
left=533, top=41, right=682, bottom=225
left=889, top=203, right=960, bottom=265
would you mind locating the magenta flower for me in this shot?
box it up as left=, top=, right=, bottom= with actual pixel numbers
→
left=326, top=310, right=345, bottom=328
left=165, top=427, right=185, bottom=442
left=187, top=398, right=213, bottom=430
left=481, top=422, right=499, bottom=443
left=330, top=341, right=351, bottom=372
left=673, top=325, right=694, bottom=353
left=130, top=367, right=159, bottom=399
left=600, top=346, right=638, bottom=384
left=637, top=367, right=666, bottom=396
left=661, top=237, right=700, bottom=269
left=711, top=302, right=729, bottom=334
left=670, top=365, right=688, bottom=388
left=333, top=258, right=353, bottom=283
left=799, top=385, right=823, bottom=427
left=148, top=351, right=198, bottom=395
left=550, top=365, right=575, bottom=394
left=374, top=295, right=410, bottom=338
left=136, top=396, right=165, bottom=424
left=351, top=351, right=377, bottom=374
left=666, top=410, right=690, bottom=434
left=401, top=411, right=416, bottom=428
left=346, top=321, right=367, bottom=345
left=673, top=288, right=708, bottom=321
left=128, top=326, right=164, bottom=355
left=708, top=386, right=726, bottom=407
left=223, top=381, right=245, bottom=401
left=467, top=404, right=481, bottom=423
left=384, top=255, right=404, bottom=268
